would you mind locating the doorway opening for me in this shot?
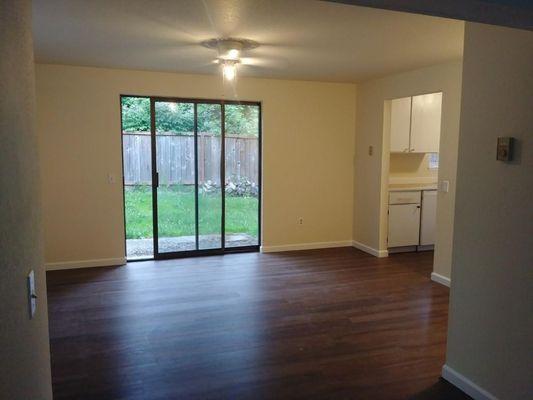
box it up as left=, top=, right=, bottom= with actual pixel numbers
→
left=121, top=96, right=261, bottom=260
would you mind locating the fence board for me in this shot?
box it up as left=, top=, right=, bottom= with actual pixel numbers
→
left=123, top=133, right=258, bottom=185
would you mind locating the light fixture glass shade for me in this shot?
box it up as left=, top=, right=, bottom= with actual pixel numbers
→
left=201, top=38, right=258, bottom=82
left=226, top=49, right=240, bottom=59
left=222, top=62, right=237, bottom=81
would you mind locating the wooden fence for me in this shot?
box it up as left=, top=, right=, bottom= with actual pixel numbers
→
left=123, top=132, right=259, bottom=185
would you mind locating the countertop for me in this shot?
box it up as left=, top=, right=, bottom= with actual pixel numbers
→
left=388, top=183, right=438, bottom=192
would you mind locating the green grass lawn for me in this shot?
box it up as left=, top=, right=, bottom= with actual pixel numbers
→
left=125, top=185, right=258, bottom=239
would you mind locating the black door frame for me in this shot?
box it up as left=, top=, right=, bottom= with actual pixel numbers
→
left=121, top=94, right=262, bottom=261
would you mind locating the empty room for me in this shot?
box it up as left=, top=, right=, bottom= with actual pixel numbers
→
left=1, top=1, right=531, bottom=400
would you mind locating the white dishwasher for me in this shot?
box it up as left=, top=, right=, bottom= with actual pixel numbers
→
left=420, top=190, right=437, bottom=246
left=388, top=191, right=421, bottom=248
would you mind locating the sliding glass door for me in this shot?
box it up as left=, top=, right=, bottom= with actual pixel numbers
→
left=197, top=103, right=223, bottom=250
left=153, top=100, right=196, bottom=254
left=121, top=97, right=154, bottom=259
left=224, top=104, right=260, bottom=248
left=121, top=96, right=260, bottom=260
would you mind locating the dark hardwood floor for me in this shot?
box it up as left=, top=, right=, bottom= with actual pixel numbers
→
left=47, top=248, right=470, bottom=400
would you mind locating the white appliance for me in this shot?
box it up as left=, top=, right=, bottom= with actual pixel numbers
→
left=420, top=190, right=437, bottom=246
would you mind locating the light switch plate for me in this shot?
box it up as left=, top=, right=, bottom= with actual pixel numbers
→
left=439, top=180, right=450, bottom=193
left=27, top=270, right=36, bottom=319
left=107, top=173, right=116, bottom=184
left=496, top=137, right=514, bottom=161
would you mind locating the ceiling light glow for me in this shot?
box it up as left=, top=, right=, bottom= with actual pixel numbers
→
left=222, top=61, right=237, bottom=81
left=227, top=49, right=240, bottom=59
left=201, top=38, right=259, bottom=82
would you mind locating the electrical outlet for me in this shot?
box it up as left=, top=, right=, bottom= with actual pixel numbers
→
left=298, top=217, right=304, bottom=225
left=368, top=145, right=373, bottom=156
left=27, top=270, right=36, bottom=319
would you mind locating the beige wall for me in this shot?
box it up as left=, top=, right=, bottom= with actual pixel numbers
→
left=0, top=1, right=52, bottom=398
left=36, top=64, right=356, bottom=265
left=445, top=23, right=533, bottom=399
left=353, top=60, right=463, bottom=279
left=389, top=153, right=438, bottom=181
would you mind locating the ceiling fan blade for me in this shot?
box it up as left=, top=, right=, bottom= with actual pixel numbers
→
left=240, top=56, right=290, bottom=70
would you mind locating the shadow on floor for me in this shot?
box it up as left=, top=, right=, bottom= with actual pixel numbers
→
left=409, top=379, right=473, bottom=400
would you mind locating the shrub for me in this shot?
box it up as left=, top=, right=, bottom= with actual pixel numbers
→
left=200, top=176, right=258, bottom=198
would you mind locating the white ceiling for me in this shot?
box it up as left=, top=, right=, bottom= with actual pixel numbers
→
left=32, top=0, right=464, bottom=83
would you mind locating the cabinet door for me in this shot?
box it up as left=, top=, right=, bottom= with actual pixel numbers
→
left=390, top=97, right=411, bottom=153
left=420, top=190, right=437, bottom=245
left=388, top=204, right=420, bottom=247
left=410, top=92, right=442, bottom=153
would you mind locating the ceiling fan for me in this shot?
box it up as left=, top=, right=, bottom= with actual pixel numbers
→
left=201, top=37, right=260, bottom=81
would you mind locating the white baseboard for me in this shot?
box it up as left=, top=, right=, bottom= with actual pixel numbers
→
left=260, top=241, right=352, bottom=253
left=431, top=272, right=451, bottom=287
left=442, top=365, right=498, bottom=400
left=352, top=241, right=388, bottom=258
left=45, top=257, right=127, bottom=271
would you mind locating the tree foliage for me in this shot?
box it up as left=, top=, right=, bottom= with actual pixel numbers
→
left=121, top=97, right=259, bottom=136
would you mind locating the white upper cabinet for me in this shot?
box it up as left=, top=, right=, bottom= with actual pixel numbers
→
left=390, top=97, right=411, bottom=153
left=410, top=92, right=442, bottom=153
left=389, top=92, right=442, bottom=153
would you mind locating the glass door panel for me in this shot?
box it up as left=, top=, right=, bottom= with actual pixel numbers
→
left=154, top=101, right=196, bottom=254
left=197, top=103, right=223, bottom=250
left=224, top=104, right=260, bottom=248
left=121, top=96, right=154, bottom=259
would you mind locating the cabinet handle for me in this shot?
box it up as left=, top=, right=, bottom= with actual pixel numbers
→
left=403, top=148, right=408, bottom=152
left=411, top=148, right=415, bottom=152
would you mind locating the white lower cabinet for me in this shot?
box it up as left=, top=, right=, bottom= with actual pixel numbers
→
left=388, top=203, right=421, bottom=247
left=388, top=189, right=437, bottom=249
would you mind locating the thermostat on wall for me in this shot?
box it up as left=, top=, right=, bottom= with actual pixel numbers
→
left=496, top=137, right=514, bottom=161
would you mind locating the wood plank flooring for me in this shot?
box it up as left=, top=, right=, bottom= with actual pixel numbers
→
left=47, top=248, right=470, bottom=400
